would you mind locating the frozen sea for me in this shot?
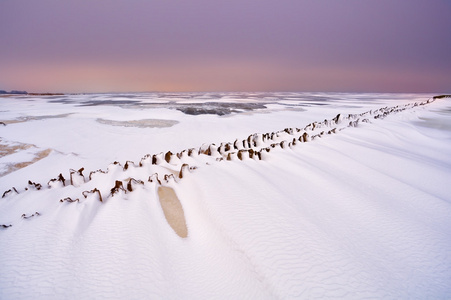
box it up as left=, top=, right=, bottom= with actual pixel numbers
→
left=1, top=92, right=451, bottom=299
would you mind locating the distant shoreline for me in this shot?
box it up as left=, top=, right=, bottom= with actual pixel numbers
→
left=0, top=92, right=65, bottom=97
left=0, top=91, right=450, bottom=99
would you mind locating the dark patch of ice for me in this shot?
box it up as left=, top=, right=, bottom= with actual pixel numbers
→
left=174, top=102, right=267, bottom=116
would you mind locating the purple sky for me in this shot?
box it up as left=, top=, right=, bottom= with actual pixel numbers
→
left=1, top=0, right=450, bottom=93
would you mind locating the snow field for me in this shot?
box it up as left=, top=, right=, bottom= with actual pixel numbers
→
left=1, top=93, right=450, bottom=298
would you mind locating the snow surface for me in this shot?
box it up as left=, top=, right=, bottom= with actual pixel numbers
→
left=1, top=92, right=451, bottom=299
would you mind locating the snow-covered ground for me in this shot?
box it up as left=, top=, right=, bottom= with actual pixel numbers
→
left=1, top=92, right=450, bottom=299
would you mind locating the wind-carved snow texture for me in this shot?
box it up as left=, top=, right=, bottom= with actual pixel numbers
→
left=1, top=94, right=451, bottom=299
left=0, top=98, right=436, bottom=237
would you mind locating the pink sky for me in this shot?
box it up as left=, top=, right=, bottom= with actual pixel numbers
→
left=1, top=0, right=450, bottom=93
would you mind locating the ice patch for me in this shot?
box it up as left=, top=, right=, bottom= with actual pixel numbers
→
left=96, top=118, right=179, bottom=128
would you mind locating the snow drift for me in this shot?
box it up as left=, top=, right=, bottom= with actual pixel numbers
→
left=0, top=93, right=450, bottom=299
